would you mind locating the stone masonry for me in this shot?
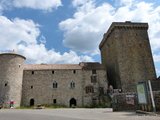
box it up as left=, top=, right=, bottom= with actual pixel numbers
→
left=0, top=52, right=26, bottom=108
left=99, top=21, right=157, bottom=92
left=22, top=62, right=108, bottom=107
left=0, top=21, right=159, bottom=109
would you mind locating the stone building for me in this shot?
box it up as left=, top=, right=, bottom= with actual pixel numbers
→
left=0, top=21, right=158, bottom=108
left=22, top=62, right=108, bottom=107
left=0, top=52, right=26, bottom=108
left=0, top=53, right=108, bottom=108
left=99, top=21, right=157, bottom=92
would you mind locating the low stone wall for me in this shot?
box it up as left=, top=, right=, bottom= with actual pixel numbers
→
left=154, top=91, right=160, bottom=111
left=151, top=80, right=160, bottom=91
left=112, top=92, right=140, bottom=111
left=112, top=91, right=160, bottom=111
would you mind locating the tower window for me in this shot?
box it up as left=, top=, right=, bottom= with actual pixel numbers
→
left=53, top=99, right=57, bottom=104
left=92, top=70, right=96, bottom=74
left=70, top=81, right=75, bottom=88
left=52, top=70, right=54, bottom=74
left=53, top=81, right=58, bottom=88
left=31, top=86, right=33, bottom=89
left=5, top=82, right=8, bottom=86
left=32, top=71, right=34, bottom=74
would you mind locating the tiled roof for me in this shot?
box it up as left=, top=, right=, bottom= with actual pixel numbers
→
left=24, top=64, right=82, bottom=70
left=24, top=62, right=105, bottom=70
left=79, top=62, right=106, bottom=70
left=0, top=52, right=26, bottom=59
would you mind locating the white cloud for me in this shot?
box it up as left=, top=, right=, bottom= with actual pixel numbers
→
left=119, top=0, right=135, bottom=6
left=17, top=44, right=94, bottom=64
left=13, top=0, right=62, bottom=11
left=72, top=0, right=91, bottom=7
left=59, top=0, right=160, bottom=56
left=153, top=54, right=160, bottom=63
left=59, top=1, right=114, bottom=54
left=0, top=0, right=62, bottom=12
left=0, top=15, right=93, bottom=64
left=156, top=69, right=160, bottom=77
left=0, top=16, right=39, bottom=50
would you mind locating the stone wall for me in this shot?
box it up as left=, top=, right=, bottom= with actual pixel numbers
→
left=22, top=69, right=84, bottom=107
left=151, top=80, right=160, bottom=91
left=112, top=91, right=160, bottom=111
left=112, top=92, right=140, bottom=111
left=22, top=64, right=108, bottom=107
left=99, top=22, right=157, bottom=92
left=0, top=52, right=25, bottom=108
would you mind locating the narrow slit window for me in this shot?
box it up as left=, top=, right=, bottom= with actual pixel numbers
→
left=53, top=81, right=58, bottom=88
left=5, top=82, right=8, bottom=86
left=70, top=81, right=75, bottom=88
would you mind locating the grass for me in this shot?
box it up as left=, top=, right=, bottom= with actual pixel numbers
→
left=3, top=104, right=106, bottom=109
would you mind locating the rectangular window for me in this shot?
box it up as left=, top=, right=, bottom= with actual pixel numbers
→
left=73, top=70, right=76, bottom=74
left=53, top=99, right=56, bottom=104
left=32, top=71, right=34, bottom=74
left=99, top=87, right=104, bottom=95
left=92, top=70, right=96, bottom=74
left=91, top=76, right=97, bottom=83
left=86, top=86, right=94, bottom=94
left=52, top=70, right=54, bottom=74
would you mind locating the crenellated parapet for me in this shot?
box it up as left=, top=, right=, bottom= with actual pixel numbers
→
left=99, top=21, right=148, bottom=49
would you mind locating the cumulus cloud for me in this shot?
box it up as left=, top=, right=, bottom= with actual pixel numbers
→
left=59, top=0, right=160, bottom=55
left=13, top=0, right=62, bottom=11
left=156, top=69, right=160, bottom=77
left=60, top=1, right=114, bottom=54
left=153, top=54, right=160, bottom=63
left=0, top=15, right=93, bottom=64
left=72, top=0, right=91, bottom=7
left=17, top=44, right=94, bottom=64
left=0, top=0, right=62, bottom=12
left=0, top=16, right=39, bottom=50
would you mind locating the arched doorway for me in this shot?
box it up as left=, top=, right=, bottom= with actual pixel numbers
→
left=30, top=99, right=34, bottom=106
left=70, top=98, right=76, bottom=107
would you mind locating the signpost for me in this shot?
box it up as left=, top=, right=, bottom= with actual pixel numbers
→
left=148, top=80, right=156, bottom=112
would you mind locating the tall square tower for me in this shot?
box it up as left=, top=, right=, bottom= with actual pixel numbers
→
left=99, top=21, right=156, bottom=92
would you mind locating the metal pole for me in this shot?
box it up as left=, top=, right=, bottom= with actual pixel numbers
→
left=148, top=80, right=156, bottom=112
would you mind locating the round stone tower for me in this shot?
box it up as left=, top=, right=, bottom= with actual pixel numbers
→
left=0, top=52, right=26, bottom=108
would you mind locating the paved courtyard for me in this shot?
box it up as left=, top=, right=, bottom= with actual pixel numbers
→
left=0, top=108, right=159, bottom=120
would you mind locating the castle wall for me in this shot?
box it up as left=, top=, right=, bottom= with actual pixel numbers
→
left=99, top=22, right=157, bottom=92
left=22, top=69, right=83, bottom=107
left=0, top=52, right=25, bottom=108
left=22, top=63, right=108, bottom=107
left=82, top=69, right=108, bottom=107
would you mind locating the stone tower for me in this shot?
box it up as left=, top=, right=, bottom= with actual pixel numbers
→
left=0, top=52, right=26, bottom=108
left=99, top=21, right=156, bottom=92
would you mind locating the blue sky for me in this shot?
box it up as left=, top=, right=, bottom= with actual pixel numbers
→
left=0, top=0, right=160, bottom=77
